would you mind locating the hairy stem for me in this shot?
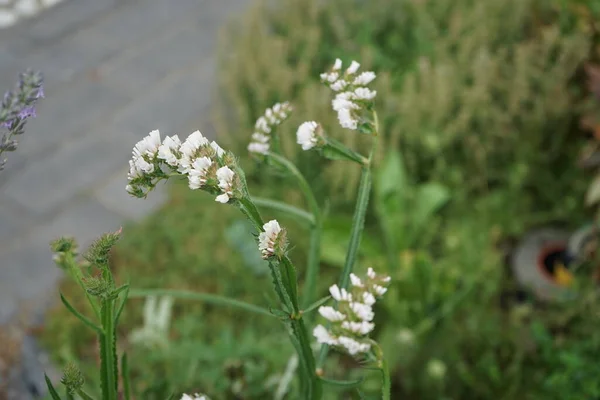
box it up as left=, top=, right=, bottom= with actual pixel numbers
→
left=382, top=357, right=391, bottom=400
left=252, top=197, right=315, bottom=226
left=266, top=152, right=323, bottom=313
left=100, top=300, right=117, bottom=400
left=317, top=111, right=379, bottom=368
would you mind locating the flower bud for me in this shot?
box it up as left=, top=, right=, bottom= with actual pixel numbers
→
left=61, top=362, right=84, bottom=394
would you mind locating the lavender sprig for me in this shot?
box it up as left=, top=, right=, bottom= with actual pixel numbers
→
left=0, top=70, right=44, bottom=171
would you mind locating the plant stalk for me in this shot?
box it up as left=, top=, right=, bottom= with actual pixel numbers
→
left=100, top=300, right=117, bottom=400
left=317, top=111, right=379, bottom=368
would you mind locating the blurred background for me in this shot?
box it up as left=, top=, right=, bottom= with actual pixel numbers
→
left=1, top=0, right=600, bottom=398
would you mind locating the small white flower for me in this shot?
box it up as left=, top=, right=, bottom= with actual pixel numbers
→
left=362, top=292, right=376, bottom=306
left=313, top=325, right=338, bottom=345
left=258, top=219, right=282, bottom=258
left=329, top=284, right=352, bottom=302
left=337, top=108, right=358, bottom=130
left=126, top=184, right=135, bottom=194
left=133, top=129, right=162, bottom=157
left=255, top=116, right=271, bottom=133
left=353, top=71, right=376, bottom=86
left=338, top=336, right=370, bottom=355
left=318, top=306, right=346, bottom=322
left=135, top=157, right=154, bottom=174
left=346, top=60, right=361, bottom=75
left=296, top=121, right=320, bottom=151
left=210, top=141, right=225, bottom=157
left=157, top=135, right=181, bottom=166
left=341, top=321, right=375, bottom=335
left=353, top=87, right=377, bottom=100
left=367, top=267, right=376, bottom=279
left=179, top=130, right=209, bottom=173
left=350, top=273, right=364, bottom=288
left=181, top=394, right=208, bottom=400
left=320, top=71, right=339, bottom=83
left=215, top=166, right=235, bottom=203
left=373, top=284, right=387, bottom=296
left=252, top=133, right=270, bottom=143
left=350, top=302, right=374, bottom=321
left=248, top=142, right=270, bottom=154
left=330, top=80, right=348, bottom=92
left=188, top=156, right=212, bottom=190
left=332, top=92, right=359, bottom=111
left=333, top=58, right=343, bottom=71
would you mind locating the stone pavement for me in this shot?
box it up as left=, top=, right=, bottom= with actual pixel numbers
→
left=0, top=0, right=252, bottom=325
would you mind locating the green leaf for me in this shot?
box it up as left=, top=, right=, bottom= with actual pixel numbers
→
left=114, top=285, right=130, bottom=325
left=45, top=374, right=63, bottom=400
left=586, top=174, right=600, bottom=206
left=60, top=293, right=103, bottom=335
left=321, top=138, right=366, bottom=165
left=320, top=376, right=364, bottom=388
left=412, top=183, right=451, bottom=233
left=270, top=307, right=291, bottom=320
left=303, top=296, right=331, bottom=314
left=75, top=390, right=95, bottom=400
left=377, top=150, right=407, bottom=199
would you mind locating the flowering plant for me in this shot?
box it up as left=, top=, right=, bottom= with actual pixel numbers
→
left=47, top=58, right=390, bottom=399
left=0, top=70, right=43, bottom=170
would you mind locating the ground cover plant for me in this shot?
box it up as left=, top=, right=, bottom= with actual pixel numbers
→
left=40, top=0, right=600, bottom=399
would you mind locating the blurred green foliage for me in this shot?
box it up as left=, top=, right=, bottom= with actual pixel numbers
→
left=41, top=0, right=600, bottom=398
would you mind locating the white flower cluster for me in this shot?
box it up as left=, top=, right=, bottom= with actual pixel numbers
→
left=258, top=219, right=286, bottom=259
left=248, top=102, right=293, bottom=155
left=320, top=59, right=377, bottom=130
left=296, top=121, right=323, bottom=151
left=127, top=129, right=238, bottom=204
left=313, top=268, right=390, bottom=356
left=181, top=393, right=208, bottom=400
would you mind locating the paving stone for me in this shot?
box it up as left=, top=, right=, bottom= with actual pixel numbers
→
left=0, top=198, right=32, bottom=244
left=3, top=127, right=137, bottom=214
left=112, top=66, right=215, bottom=139
left=100, top=22, right=215, bottom=93
left=18, top=26, right=122, bottom=87
left=80, top=0, right=205, bottom=52
left=21, top=0, right=117, bottom=43
left=14, top=79, right=132, bottom=158
left=93, top=168, right=168, bottom=220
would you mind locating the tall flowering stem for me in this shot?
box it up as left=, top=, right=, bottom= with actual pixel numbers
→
left=266, top=152, right=323, bottom=310
left=317, top=111, right=380, bottom=369
left=238, top=197, right=322, bottom=398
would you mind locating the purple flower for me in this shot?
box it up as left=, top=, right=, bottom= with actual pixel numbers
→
left=18, top=105, right=36, bottom=119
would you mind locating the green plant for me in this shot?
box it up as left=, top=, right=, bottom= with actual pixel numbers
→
left=47, top=232, right=133, bottom=400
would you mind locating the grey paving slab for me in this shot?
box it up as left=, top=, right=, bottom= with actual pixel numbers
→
left=18, top=0, right=119, bottom=44
left=94, top=168, right=169, bottom=220
left=10, top=79, right=132, bottom=159
left=100, top=22, right=215, bottom=93
left=112, top=65, right=215, bottom=139
left=79, top=0, right=206, bottom=52
left=2, top=127, right=137, bottom=214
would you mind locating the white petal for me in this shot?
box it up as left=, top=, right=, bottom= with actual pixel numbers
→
left=215, top=194, right=230, bottom=203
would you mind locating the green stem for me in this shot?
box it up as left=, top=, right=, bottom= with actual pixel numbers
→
left=317, top=112, right=379, bottom=368
left=238, top=193, right=322, bottom=398
left=382, top=358, right=391, bottom=400
left=128, top=289, right=274, bottom=318
left=267, top=152, right=321, bottom=219
left=338, top=166, right=371, bottom=289
left=325, top=137, right=369, bottom=165
left=303, top=222, right=322, bottom=311
left=266, top=152, right=323, bottom=314
left=100, top=301, right=117, bottom=400
left=252, top=197, right=315, bottom=226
